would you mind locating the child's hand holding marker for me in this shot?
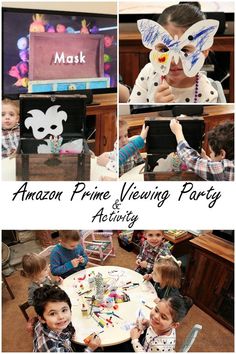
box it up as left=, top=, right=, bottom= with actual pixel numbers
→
left=71, top=257, right=81, bottom=267
left=78, top=255, right=84, bottom=263
left=155, top=77, right=175, bottom=103
left=84, top=332, right=102, bottom=350
left=130, top=326, right=142, bottom=340
left=143, top=273, right=152, bottom=281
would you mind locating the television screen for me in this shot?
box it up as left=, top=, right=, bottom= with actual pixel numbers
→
left=2, top=7, right=117, bottom=98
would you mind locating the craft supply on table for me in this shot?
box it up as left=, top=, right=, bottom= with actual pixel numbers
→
left=81, top=303, right=89, bottom=317
left=95, top=273, right=104, bottom=301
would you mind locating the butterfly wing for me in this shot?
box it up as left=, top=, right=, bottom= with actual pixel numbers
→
left=178, top=19, right=219, bottom=76
left=137, top=19, right=174, bottom=75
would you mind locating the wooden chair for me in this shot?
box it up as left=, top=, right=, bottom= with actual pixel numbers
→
left=19, top=301, right=30, bottom=321
left=179, top=324, right=202, bottom=352
left=81, top=231, right=115, bottom=266
left=18, top=245, right=55, bottom=321
left=2, top=273, right=15, bottom=299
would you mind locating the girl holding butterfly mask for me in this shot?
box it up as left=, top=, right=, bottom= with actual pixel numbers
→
left=128, top=3, right=219, bottom=103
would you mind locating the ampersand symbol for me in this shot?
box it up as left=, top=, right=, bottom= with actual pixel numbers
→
left=112, top=199, right=121, bottom=210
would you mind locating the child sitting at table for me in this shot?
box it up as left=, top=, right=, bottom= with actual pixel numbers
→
left=130, top=295, right=193, bottom=352
left=33, top=285, right=101, bottom=352
left=2, top=98, right=20, bottom=158
left=21, top=252, right=61, bottom=306
left=144, top=255, right=182, bottom=301
left=50, top=231, right=88, bottom=279
left=135, top=230, right=171, bottom=276
left=170, top=119, right=234, bottom=181
left=119, top=119, right=149, bottom=176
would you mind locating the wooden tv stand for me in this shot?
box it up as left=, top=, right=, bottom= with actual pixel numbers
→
left=87, top=93, right=117, bottom=155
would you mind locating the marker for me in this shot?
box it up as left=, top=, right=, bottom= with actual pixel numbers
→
left=144, top=304, right=152, bottom=310
left=123, top=284, right=139, bottom=290
left=78, top=289, right=92, bottom=296
left=95, top=330, right=105, bottom=336
left=104, top=311, right=123, bottom=320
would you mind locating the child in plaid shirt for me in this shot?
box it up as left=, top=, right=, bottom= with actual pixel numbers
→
left=2, top=98, right=20, bottom=158
left=119, top=119, right=149, bottom=176
left=135, top=230, right=171, bottom=275
left=170, top=119, right=234, bottom=181
left=33, top=285, right=101, bottom=352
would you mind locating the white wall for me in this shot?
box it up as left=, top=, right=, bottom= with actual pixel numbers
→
left=2, top=2, right=117, bottom=15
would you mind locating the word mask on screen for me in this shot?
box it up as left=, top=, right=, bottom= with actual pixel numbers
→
left=137, top=19, right=219, bottom=77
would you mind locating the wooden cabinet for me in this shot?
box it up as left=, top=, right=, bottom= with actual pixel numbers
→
left=183, top=234, right=234, bottom=331
left=87, top=93, right=117, bottom=155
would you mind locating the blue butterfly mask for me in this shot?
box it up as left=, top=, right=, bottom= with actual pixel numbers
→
left=138, top=19, right=219, bottom=77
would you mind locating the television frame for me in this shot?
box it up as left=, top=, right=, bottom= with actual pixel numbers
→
left=2, top=6, right=117, bottom=99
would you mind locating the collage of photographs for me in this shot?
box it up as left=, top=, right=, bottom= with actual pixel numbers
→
left=1, top=0, right=235, bottom=353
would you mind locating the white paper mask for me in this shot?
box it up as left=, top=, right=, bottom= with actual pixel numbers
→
left=25, top=105, right=67, bottom=140
left=137, top=19, right=219, bottom=77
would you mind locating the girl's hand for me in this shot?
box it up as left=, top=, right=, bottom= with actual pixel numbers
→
left=154, top=297, right=160, bottom=304
left=140, top=124, right=149, bottom=140
left=141, top=318, right=150, bottom=328
left=155, top=79, right=175, bottom=103
left=143, top=273, right=152, bottom=281
left=130, top=327, right=142, bottom=340
left=97, top=153, right=109, bottom=167
left=136, top=259, right=141, bottom=266
left=54, top=276, right=63, bottom=284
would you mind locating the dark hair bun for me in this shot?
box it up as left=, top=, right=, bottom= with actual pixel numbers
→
left=182, top=296, right=193, bottom=311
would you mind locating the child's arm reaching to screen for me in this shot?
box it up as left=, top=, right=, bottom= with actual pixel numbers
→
left=119, top=125, right=149, bottom=165
left=170, top=118, right=185, bottom=143
left=169, top=118, right=231, bottom=181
